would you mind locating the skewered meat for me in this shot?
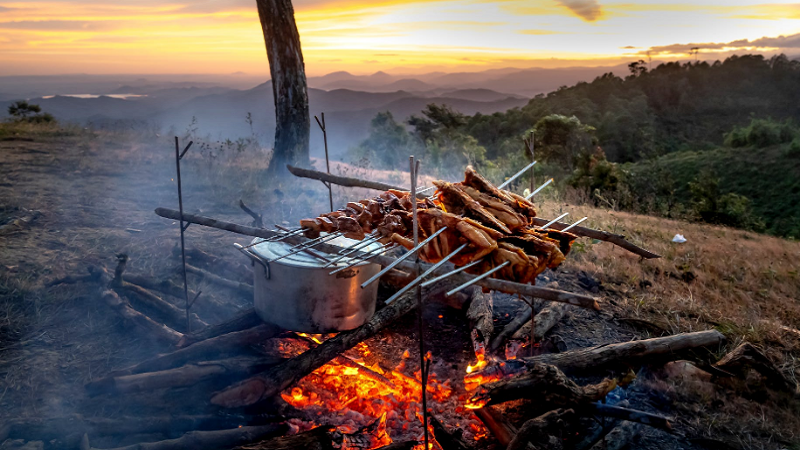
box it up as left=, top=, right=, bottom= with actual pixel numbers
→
left=433, top=181, right=512, bottom=234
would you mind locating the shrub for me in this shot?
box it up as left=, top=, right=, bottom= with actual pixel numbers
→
left=689, top=171, right=764, bottom=230
left=724, top=118, right=796, bottom=148
left=7, top=100, right=56, bottom=124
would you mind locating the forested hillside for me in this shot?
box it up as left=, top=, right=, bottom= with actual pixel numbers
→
left=353, top=54, right=800, bottom=238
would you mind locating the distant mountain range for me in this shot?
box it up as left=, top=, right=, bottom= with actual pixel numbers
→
left=0, top=63, right=630, bottom=158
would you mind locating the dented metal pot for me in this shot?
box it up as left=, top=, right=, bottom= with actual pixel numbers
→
left=243, top=236, right=381, bottom=333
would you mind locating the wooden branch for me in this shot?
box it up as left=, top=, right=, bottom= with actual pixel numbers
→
left=108, top=323, right=282, bottom=377
left=523, top=330, right=725, bottom=374
left=178, top=308, right=263, bottom=348
left=235, top=426, right=338, bottom=450
left=713, top=342, right=797, bottom=393
left=186, top=263, right=254, bottom=295
left=580, top=403, right=672, bottom=431
left=287, top=165, right=427, bottom=198
left=239, top=199, right=264, bottom=228
left=473, top=406, right=516, bottom=447
left=466, top=363, right=616, bottom=409
left=466, top=287, right=494, bottom=352
left=511, top=303, right=570, bottom=343
left=528, top=217, right=660, bottom=259
left=101, top=290, right=183, bottom=346
left=86, top=356, right=285, bottom=396
left=507, top=409, right=576, bottom=450
left=430, top=415, right=469, bottom=450
left=490, top=306, right=531, bottom=353
left=210, top=288, right=421, bottom=408
left=154, top=208, right=600, bottom=310
left=87, top=424, right=287, bottom=450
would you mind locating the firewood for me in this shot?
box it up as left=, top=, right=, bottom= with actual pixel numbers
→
left=287, top=165, right=427, bottom=197
left=507, top=408, right=576, bottom=450
left=154, top=208, right=601, bottom=310
left=375, top=442, right=418, bottom=450
left=235, top=426, right=338, bottom=450
left=473, top=406, right=516, bottom=447
left=713, top=342, right=797, bottom=392
left=580, top=403, right=671, bottom=431
left=108, top=323, right=282, bottom=377
left=186, top=263, right=254, bottom=296
left=522, top=329, right=725, bottom=374
left=178, top=308, right=263, bottom=348
left=101, top=290, right=183, bottom=346
left=572, top=401, right=629, bottom=450
left=490, top=305, right=531, bottom=353
left=430, top=415, right=469, bottom=450
left=86, top=424, right=287, bottom=450
left=210, top=287, right=423, bottom=408
left=466, top=287, right=494, bottom=352
left=119, top=274, right=229, bottom=315
left=466, top=362, right=616, bottom=409
left=85, top=355, right=286, bottom=396
left=510, top=303, right=570, bottom=344
left=587, top=421, right=640, bottom=450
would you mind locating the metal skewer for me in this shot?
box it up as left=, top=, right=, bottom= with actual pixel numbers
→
left=336, top=233, right=380, bottom=254
left=445, top=261, right=511, bottom=297
left=322, top=235, right=382, bottom=267
left=360, top=226, right=448, bottom=289
left=284, top=231, right=341, bottom=252
left=498, top=161, right=537, bottom=189
left=273, top=224, right=332, bottom=263
left=419, top=259, right=481, bottom=288
left=328, top=243, right=397, bottom=275
left=538, top=212, right=569, bottom=230
left=525, top=178, right=553, bottom=200
left=562, top=216, right=588, bottom=232
left=269, top=232, right=344, bottom=263
left=384, top=243, right=468, bottom=305
left=265, top=226, right=304, bottom=242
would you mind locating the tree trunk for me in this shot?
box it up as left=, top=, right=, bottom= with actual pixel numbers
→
left=256, top=0, right=310, bottom=172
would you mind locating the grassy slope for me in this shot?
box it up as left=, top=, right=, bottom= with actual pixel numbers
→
left=625, top=143, right=800, bottom=238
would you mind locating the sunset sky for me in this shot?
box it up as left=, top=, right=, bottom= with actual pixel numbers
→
left=1, top=0, right=799, bottom=76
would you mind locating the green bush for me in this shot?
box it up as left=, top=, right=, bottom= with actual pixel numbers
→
left=724, top=118, right=796, bottom=148
left=689, top=172, right=764, bottom=230
left=7, top=100, right=56, bottom=124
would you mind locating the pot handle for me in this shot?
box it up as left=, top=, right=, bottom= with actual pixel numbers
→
left=233, top=243, right=271, bottom=280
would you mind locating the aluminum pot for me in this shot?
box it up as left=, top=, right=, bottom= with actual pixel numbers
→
left=240, top=236, right=381, bottom=333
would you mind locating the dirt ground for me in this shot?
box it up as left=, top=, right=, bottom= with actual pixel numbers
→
left=0, top=124, right=798, bottom=449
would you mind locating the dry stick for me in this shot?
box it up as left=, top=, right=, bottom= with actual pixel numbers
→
left=713, top=342, right=797, bottom=393
left=286, top=164, right=428, bottom=199
left=154, top=208, right=600, bottom=310
left=177, top=308, right=263, bottom=348
left=86, top=356, right=286, bottom=397
left=473, top=406, right=516, bottom=447
left=101, top=290, right=183, bottom=346
left=107, top=323, right=283, bottom=377
left=210, top=287, right=421, bottom=408
left=286, top=165, right=660, bottom=258
left=186, top=263, right=254, bottom=296
left=467, top=362, right=616, bottom=409
left=580, top=403, right=672, bottom=431
left=522, top=329, right=725, bottom=374
left=86, top=423, right=287, bottom=450
left=528, top=217, right=660, bottom=259
left=509, top=303, right=571, bottom=345
left=489, top=305, right=530, bottom=353
left=239, top=199, right=264, bottom=228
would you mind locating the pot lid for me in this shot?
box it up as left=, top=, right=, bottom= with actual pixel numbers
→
left=249, top=234, right=384, bottom=268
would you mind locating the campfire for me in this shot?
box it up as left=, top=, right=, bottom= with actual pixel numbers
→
left=30, top=159, right=749, bottom=450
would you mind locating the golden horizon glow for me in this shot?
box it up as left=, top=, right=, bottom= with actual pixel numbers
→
left=1, top=0, right=799, bottom=76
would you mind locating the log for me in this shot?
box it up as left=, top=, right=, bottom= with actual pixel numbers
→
left=87, top=424, right=287, bottom=450
left=287, top=165, right=425, bottom=197
left=235, top=426, right=338, bottom=450
left=528, top=217, right=660, bottom=259
left=430, top=414, right=469, bottom=450
left=466, top=287, right=494, bottom=354
left=108, top=324, right=282, bottom=377
left=713, top=342, right=797, bottom=392
left=101, top=290, right=183, bottom=346
left=210, top=287, right=421, bottom=408
left=587, top=421, right=640, bottom=450
left=581, top=403, right=671, bottom=431
left=489, top=306, right=531, bottom=353
left=507, top=409, right=576, bottom=450
left=186, top=263, right=254, bottom=296
left=473, top=406, right=516, bottom=447
left=86, top=356, right=286, bottom=396
left=511, top=303, right=570, bottom=343
left=178, top=308, right=263, bottom=348
left=154, top=208, right=600, bottom=309
left=466, top=363, right=616, bottom=409
left=523, top=330, right=725, bottom=374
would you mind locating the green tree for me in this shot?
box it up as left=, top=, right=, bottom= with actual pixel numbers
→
left=350, top=111, right=414, bottom=168
left=408, top=103, right=487, bottom=171
left=7, top=100, right=54, bottom=123
left=529, top=114, right=596, bottom=172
